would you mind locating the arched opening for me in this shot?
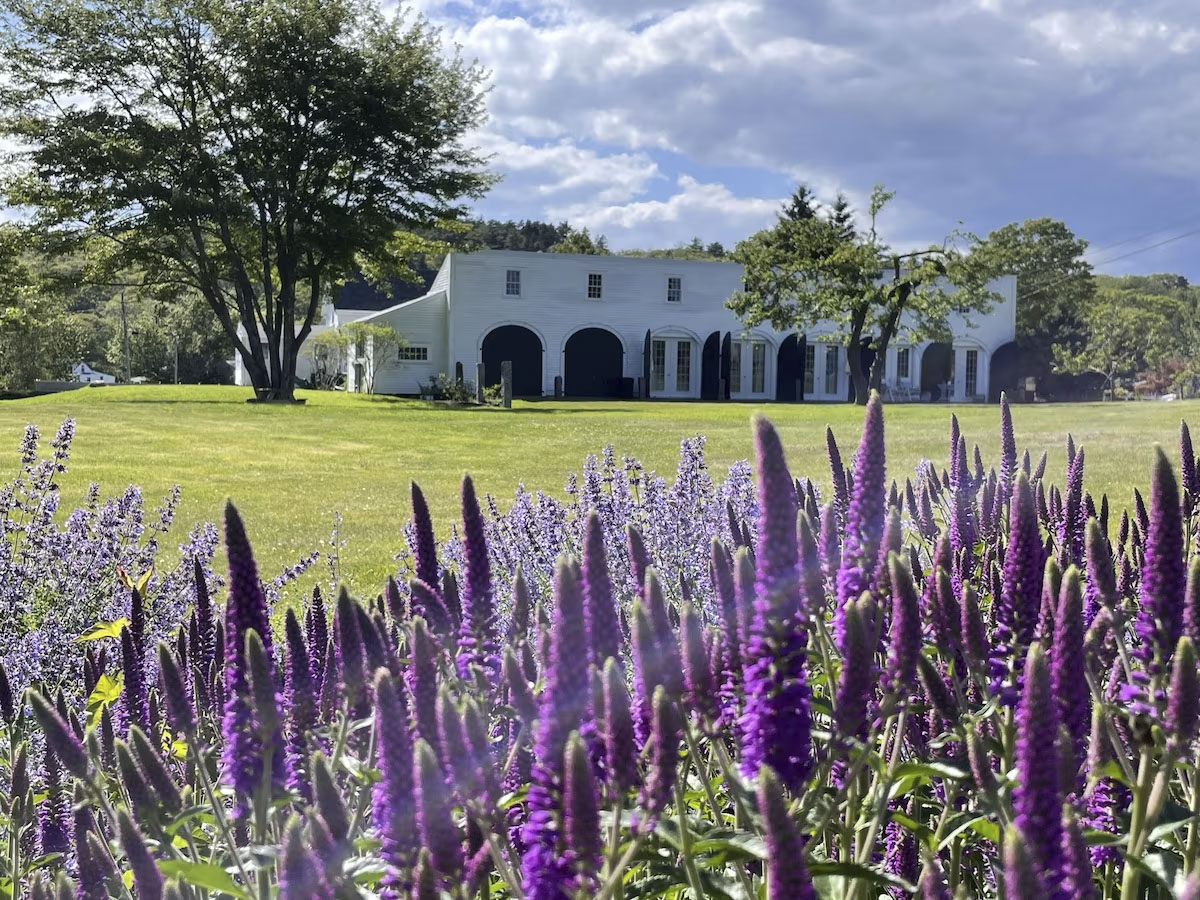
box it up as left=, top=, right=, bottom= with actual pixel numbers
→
left=776, top=334, right=800, bottom=402
left=564, top=328, right=624, bottom=397
left=920, top=342, right=954, bottom=401
left=988, top=341, right=1022, bottom=403
left=701, top=332, right=721, bottom=401
left=482, top=325, right=543, bottom=396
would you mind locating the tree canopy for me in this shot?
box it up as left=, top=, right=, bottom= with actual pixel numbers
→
left=1, top=0, right=494, bottom=400
left=728, top=184, right=998, bottom=404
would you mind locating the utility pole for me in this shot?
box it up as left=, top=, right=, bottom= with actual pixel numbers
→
left=120, top=289, right=131, bottom=383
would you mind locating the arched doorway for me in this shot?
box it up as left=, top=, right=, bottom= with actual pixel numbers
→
left=701, top=332, right=721, bottom=401
left=482, top=325, right=543, bottom=396
left=776, top=334, right=800, bottom=402
left=564, top=328, right=624, bottom=397
left=988, top=341, right=1021, bottom=403
left=921, top=342, right=953, bottom=401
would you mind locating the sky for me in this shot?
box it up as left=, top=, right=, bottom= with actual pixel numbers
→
left=407, top=0, right=1200, bottom=280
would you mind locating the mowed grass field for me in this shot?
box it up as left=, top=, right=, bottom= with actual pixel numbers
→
left=0, top=384, right=1195, bottom=592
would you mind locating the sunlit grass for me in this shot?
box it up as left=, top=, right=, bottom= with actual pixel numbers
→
left=1, top=384, right=1193, bottom=592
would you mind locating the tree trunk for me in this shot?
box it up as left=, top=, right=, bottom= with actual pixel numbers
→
left=846, top=307, right=869, bottom=405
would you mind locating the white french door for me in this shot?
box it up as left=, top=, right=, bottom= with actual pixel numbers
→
left=650, top=337, right=695, bottom=397
left=729, top=340, right=769, bottom=399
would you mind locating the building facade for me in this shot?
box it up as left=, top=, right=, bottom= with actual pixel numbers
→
left=334, top=250, right=1017, bottom=403
left=234, top=250, right=1018, bottom=402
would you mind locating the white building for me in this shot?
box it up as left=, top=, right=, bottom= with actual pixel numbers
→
left=71, top=362, right=116, bottom=384
left=330, top=250, right=1017, bottom=403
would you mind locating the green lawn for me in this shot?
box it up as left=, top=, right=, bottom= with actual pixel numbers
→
left=1, top=385, right=1195, bottom=591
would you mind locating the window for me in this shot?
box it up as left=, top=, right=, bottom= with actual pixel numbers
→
left=398, top=346, right=428, bottom=362
left=587, top=273, right=603, bottom=299
left=505, top=269, right=521, bottom=296
left=965, top=349, right=979, bottom=397
left=666, top=276, right=682, bottom=303
left=897, top=347, right=910, bottom=380
left=729, top=343, right=741, bottom=390
left=825, top=345, right=839, bottom=394
left=651, top=340, right=666, bottom=391
left=676, top=341, right=691, bottom=391
left=751, top=342, right=766, bottom=393
left=804, top=344, right=815, bottom=395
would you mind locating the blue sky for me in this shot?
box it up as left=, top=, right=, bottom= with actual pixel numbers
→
left=410, top=0, right=1200, bottom=279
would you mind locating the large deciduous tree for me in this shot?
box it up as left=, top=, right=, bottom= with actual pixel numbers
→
left=959, top=218, right=1095, bottom=379
left=0, top=0, right=493, bottom=401
left=728, top=185, right=997, bottom=405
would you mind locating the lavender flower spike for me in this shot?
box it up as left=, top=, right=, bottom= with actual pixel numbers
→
left=28, top=692, right=88, bottom=780
left=457, top=475, right=500, bottom=681
left=1012, top=642, right=1063, bottom=885
left=835, top=392, right=886, bottom=645
left=1051, top=567, right=1088, bottom=772
left=991, top=471, right=1043, bottom=705
left=758, top=766, right=816, bottom=900
left=884, top=553, right=921, bottom=702
left=1133, top=447, right=1187, bottom=674
left=1166, top=636, right=1200, bottom=754
left=582, top=509, right=622, bottom=668
left=1000, top=391, right=1017, bottom=496
left=117, top=809, right=163, bottom=900
left=562, top=732, right=601, bottom=892
left=1182, top=420, right=1198, bottom=499
left=410, top=481, right=440, bottom=590
left=279, top=815, right=330, bottom=900
left=1187, top=556, right=1200, bottom=650
left=1005, top=828, right=1049, bottom=896
left=373, top=669, right=418, bottom=892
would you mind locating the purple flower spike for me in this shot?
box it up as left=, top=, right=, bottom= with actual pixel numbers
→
left=826, top=426, right=848, bottom=522
left=1060, top=447, right=1086, bottom=567
left=0, top=661, right=14, bottom=726
left=409, top=618, right=441, bottom=756
left=1182, top=421, right=1198, bottom=499
left=563, top=733, right=601, bottom=892
left=1060, top=809, right=1095, bottom=899
left=157, top=643, right=194, bottom=737
left=193, top=556, right=216, bottom=675
left=751, top=415, right=800, bottom=611
left=29, top=692, right=88, bottom=780
left=1134, top=447, right=1186, bottom=675
left=409, top=579, right=452, bottom=639
left=819, top=499, right=842, bottom=585
left=626, top=525, right=651, bottom=603
left=1084, top=519, right=1116, bottom=627
left=416, top=738, right=461, bottom=883
left=835, top=392, right=886, bottom=644
left=1005, top=828, right=1049, bottom=896
left=373, top=670, right=418, bottom=891
left=1186, top=556, right=1200, bottom=649
left=634, top=685, right=680, bottom=834
left=37, top=746, right=69, bottom=857
left=918, top=857, right=952, bottom=900
left=457, top=475, right=499, bottom=681
left=960, top=585, right=989, bottom=672
left=120, top=626, right=148, bottom=736
left=117, top=809, right=163, bottom=900
left=334, top=589, right=367, bottom=710
left=1000, top=391, right=1017, bottom=493
left=681, top=604, right=718, bottom=727
left=283, top=610, right=316, bottom=800
left=991, top=472, right=1044, bottom=704
left=602, top=657, right=637, bottom=794
left=758, top=766, right=816, bottom=900
left=279, top=816, right=331, bottom=900
left=834, top=596, right=875, bottom=743
left=410, top=482, right=440, bottom=591
left=884, top=554, right=921, bottom=701
left=1051, top=568, right=1088, bottom=773
left=1166, top=636, right=1200, bottom=754
left=1012, top=642, right=1063, bottom=885
left=582, top=510, right=622, bottom=668
left=798, top=512, right=824, bottom=622
left=733, top=547, right=757, bottom=655
left=537, top=557, right=593, bottom=770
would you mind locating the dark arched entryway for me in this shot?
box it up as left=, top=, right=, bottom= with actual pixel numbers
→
left=988, top=341, right=1021, bottom=403
left=482, top=325, right=543, bottom=396
left=776, top=334, right=801, bottom=401
left=921, top=342, right=953, bottom=401
left=564, top=328, right=624, bottom=397
left=701, top=332, right=721, bottom=401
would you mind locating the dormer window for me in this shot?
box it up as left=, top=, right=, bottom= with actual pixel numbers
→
left=505, top=269, right=521, bottom=296
left=587, top=273, right=602, bottom=299
left=666, top=276, right=682, bottom=303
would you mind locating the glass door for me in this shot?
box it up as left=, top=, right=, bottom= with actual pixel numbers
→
left=650, top=337, right=695, bottom=397
left=730, top=340, right=769, bottom=398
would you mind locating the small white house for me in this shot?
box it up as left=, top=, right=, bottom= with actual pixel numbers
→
left=71, top=362, right=116, bottom=384
left=329, top=250, right=1018, bottom=403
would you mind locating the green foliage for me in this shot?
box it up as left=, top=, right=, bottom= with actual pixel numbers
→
left=729, top=184, right=997, bottom=404
left=1, top=0, right=494, bottom=401
left=549, top=226, right=611, bottom=255
left=621, top=237, right=728, bottom=261
left=1053, top=273, right=1200, bottom=397
left=959, top=218, right=1095, bottom=375
left=305, top=330, right=351, bottom=391
left=343, top=322, right=404, bottom=395
left=424, top=373, right=477, bottom=404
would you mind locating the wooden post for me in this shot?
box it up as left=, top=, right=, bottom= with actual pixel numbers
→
left=554, top=375, right=562, bottom=398
left=476, top=363, right=485, bottom=404
left=501, top=361, right=512, bottom=409
left=718, top=378, right=726, bottom=400
left=455, top=361, right=464, bottom=384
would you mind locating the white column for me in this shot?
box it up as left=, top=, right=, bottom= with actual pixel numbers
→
left=953, top=347, right=967, bottom=402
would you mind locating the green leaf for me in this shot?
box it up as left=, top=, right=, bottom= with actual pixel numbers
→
left=85, top=673, right=124, bottom=729
left=891, top=760, right=969, bottom=782
left=965, top=817, right=1001, bottom=846
left=808, top=860, right=915, bottom=894
left=77, top=618, right=131, bottom=642
left=157, top=861, right=251, bottom=899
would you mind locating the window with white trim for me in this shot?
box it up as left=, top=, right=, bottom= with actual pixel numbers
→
left=587, top=273, right=602, bottom=299
left=398, top=346, right=428, bottom=362
left=803, top=344, right=815, bottom=394
left=825, top=345, right=839, bottom=394
left=897, top=347, right=910, bottom=380
left=965, top=349, right=979, bottom=397
left=666, top=276, right=682, bottom=303
left=505, top=269, right=521, bottom=296
left=651, top=340, right=666, bottom=391
left=751, top=341, right=766, bottom=393
left=675, top=341, right=691, bottom=391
